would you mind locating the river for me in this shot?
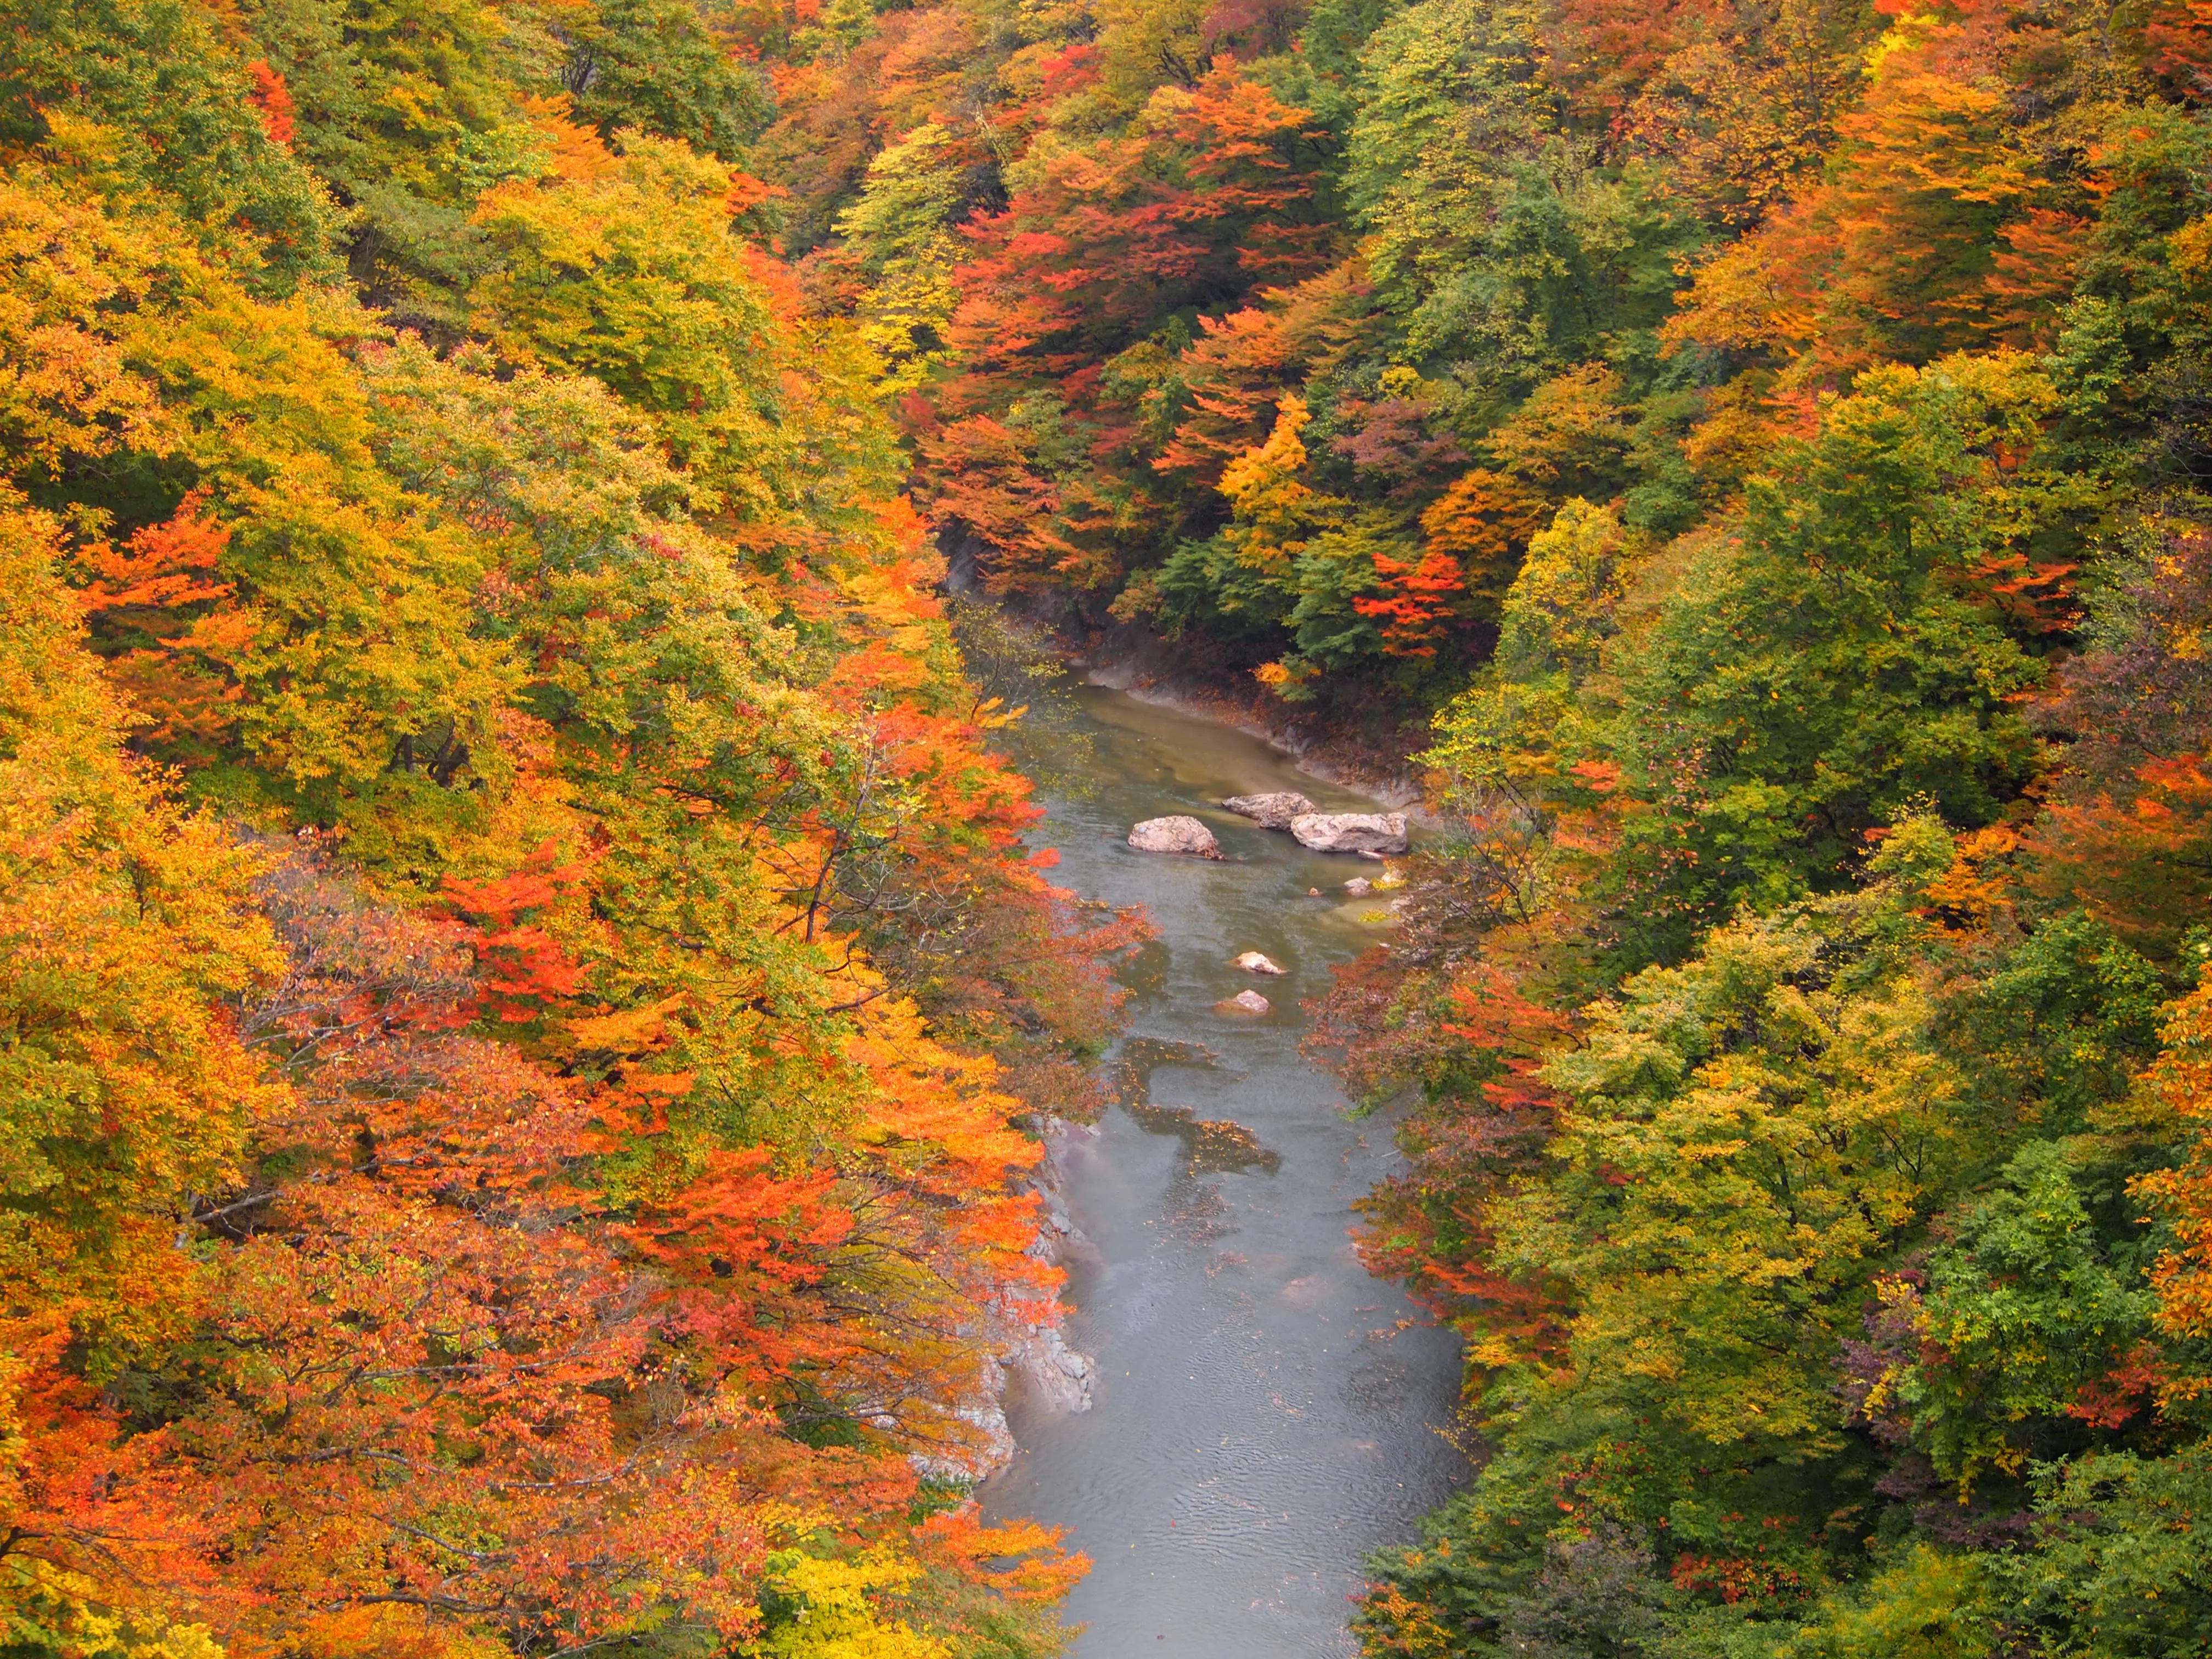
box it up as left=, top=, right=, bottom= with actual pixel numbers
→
left=979, top=682, right=1467, bottom=1658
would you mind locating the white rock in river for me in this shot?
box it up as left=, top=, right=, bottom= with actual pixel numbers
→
left=1215, top=988, right=1272, bottom=1015
left=1290, top=811, right=1410, bottom=854
left=1221, top=791, right=1318, bottom=831
left=1127, top=815, right=1222, bottom=857
left=1343, top=876, right=1373, bottom=896
left=1233, top=950, right=1285, bottom=975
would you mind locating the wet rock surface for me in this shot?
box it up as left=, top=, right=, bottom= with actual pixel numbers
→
left=1289, top=811, right=1410, bottom=854
left=995, top=1116, right=1099, bottom=1423
left=1221, top=790, right=1318, bottom=830
left=1128, top=815, right=1223, bottom=856
left=1125, top=1097, right=1284, bottom=1178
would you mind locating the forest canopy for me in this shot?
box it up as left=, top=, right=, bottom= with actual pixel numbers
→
left=0, top=0, right=1151, bottom=1652
left=720, top=0, right=2212, bottom=1643
left=9, top=0, right=2212, bottom=1644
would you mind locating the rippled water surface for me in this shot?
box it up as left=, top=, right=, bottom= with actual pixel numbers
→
left=979, top=684, right=1466, bottom=1658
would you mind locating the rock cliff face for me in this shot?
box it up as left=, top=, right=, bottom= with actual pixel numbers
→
left=1289, top=811, right=1410, bottom=854
left=1002, top=1320, right=1095, bottom=1417
left=1127, top=815, right=1223, bottom=856
left=1221, top=791, right=1317, bottom=830
left=972, top=1118, right=1099, bottom=1471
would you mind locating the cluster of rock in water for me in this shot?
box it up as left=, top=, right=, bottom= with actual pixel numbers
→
left=957, top=802, right=1412, bottom=1475
left=1119, top=792, right=1410, bottom=1016
left=949, top=791, right=1412, bottom=1476
left=1124, top=792, right=1410, bottom=861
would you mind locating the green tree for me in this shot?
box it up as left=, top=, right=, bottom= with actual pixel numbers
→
left=1896, top=1141, right=2160, bottom=1491
left=1499, top=834, right=1969, bottom=1459
left=1614, top=352, right=2076, bottom=946
left=557, top=0, right=771, bottom=160
left=0, top=0, right=336, bottom=292
left=1344, top=0, right=1696, bottom=396
left=472, top=125, right=899, bottom=527
left=237, top=0, right=534, bottom=320
left=0, top=170, right=515, bottom=865
left=1994, top=1445, right=2212, bottom=1656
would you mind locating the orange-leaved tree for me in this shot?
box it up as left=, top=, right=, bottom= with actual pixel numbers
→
left=0, top=492, right=285, bottom=1617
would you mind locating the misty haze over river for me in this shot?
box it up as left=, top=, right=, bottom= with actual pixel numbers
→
left=979, top=682, right=1468, bottom=1658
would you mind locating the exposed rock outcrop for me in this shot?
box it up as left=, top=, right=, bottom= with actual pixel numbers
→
left=1221, top=791, right=1317, bottom=830
left=1001, top=1322, right=1093, bottom=1416
left=1289, top=811, right=1409, bottom=854
left=1127, top=815, right=1222, bottom=856
left=1233, top=951, right=1285, bottom=975
left=988, top=1116, right=1097, bottom=1429
left=1215, top=988, right=1271, bottom=1014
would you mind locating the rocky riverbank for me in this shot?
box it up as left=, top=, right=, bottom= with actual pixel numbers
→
left=936, top=1115, right=1099, bottom=1481
left=944, top=569, right=1432, bottom=809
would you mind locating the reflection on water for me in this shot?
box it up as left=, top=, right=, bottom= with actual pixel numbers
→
left=979, top=685, right=1466, bottom=1658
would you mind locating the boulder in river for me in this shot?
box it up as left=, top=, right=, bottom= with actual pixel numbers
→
left=1343, top=876, right=1373, bottom=896
left=1127, top=815, right=1222, bottom=857
left=1290, top=811, right=1409, bottom=854
left=1221, top=791, right=1317, bottom=831
left=1233, top=951, right=1285, bottom=975
left=1215, top=988, right=1271, bottom=1015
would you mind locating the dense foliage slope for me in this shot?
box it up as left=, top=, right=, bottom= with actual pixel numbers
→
left=14, top=0, right=2212, bottom=1647
left=710, top=0, right=2212, bottom=1647
left=0, top=5, right=1155, bottom=1655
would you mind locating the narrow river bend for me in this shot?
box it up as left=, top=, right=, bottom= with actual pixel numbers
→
left=979, top=684, right=1467, bottom=1658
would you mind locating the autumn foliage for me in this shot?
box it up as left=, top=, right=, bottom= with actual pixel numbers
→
left=692, top=0, right=2212, bottom=1635
left=23, top=0, right=2212, bottom=1642
left=0, top=13, right=1139, bottom=1652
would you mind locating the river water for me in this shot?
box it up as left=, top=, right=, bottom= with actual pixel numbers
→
left=979, top=684, right=1466, bottom=1658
